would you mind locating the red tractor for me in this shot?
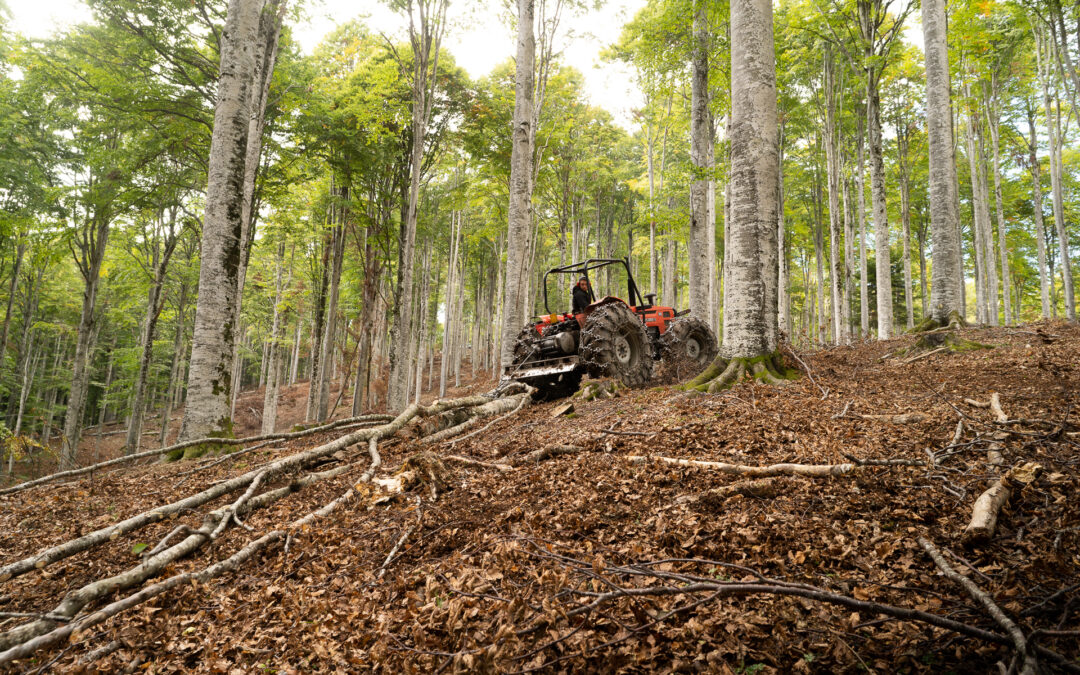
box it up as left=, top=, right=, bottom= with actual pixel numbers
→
left=504, top=258, right=718, bottom=399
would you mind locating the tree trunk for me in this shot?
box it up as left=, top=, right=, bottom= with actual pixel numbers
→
left=823, top=47, right=845, bottom=343
left=897, top=121, right=915, bottom=330
left=261, top=242, right=286, bottom=434
left=0, top=241, right=25, bottom=375
left=315, top=203, right=345, bottom=422
left=388, top=0, right=447, bottom=407
left=60, top=212, right=111, bottom=470
left=723, top=0, right=778, bottom=358
left=1049, top=91, right=1075, bottom=320
left=856, top=115, right=869, bottom=337
left=1027, top=102, right=1051, bottom=319
left=923, top=0, right=964, bottom=324
left=178, top=0, right=265, bottom=443
left=777, top=132, right=789, bottom=338
left=985, top=84, right=1011, bottom=325
left=688, top=0, right=711, bottom=321
left=865, top=73, right=892, bottom=338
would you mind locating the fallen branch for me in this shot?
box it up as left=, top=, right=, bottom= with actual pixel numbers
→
left=989, top=393, right=1009, bottom=423
left=919, top=537, right=1034, bottom=674
left=0, top=413, right=394, bottom=496
left=626, top=455, right=856, bottom=477
left=447, top=394, right=530, bottom=446
left=851, top=412, right=928, bottom=424
left=841, top=453, right=927, bottom=467
left=0, top=395, right=493, bottom=652
left=962, top=462, right=1042, bottom=546
left=443, top=455, right=513, bottom=473
left=782, top=345, right=828, bottom=399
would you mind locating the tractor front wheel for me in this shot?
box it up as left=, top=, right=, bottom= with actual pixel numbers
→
left=660, top=316, right=719, bottom=378
left=580, top=303, right=653, bottom=388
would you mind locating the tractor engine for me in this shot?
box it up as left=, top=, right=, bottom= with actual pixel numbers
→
left=533, top=320, right=578, bottom=358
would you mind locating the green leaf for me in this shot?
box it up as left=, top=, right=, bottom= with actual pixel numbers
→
left=131, top=542, right=149, bottom=555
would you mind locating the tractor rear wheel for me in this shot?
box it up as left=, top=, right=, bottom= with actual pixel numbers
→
left=660, top=316, right=718, bottom=378
left=580, top=303, right=653, bottom=388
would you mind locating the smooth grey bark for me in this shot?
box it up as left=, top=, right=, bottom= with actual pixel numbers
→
left=855, top=115, right=869, bottom=337
left=723, top=0, right=778, bottom=358
left=60, top=210, right=111, bottom=470
left=178, top=0, right=264, bottom=442
left=499, top=0, right=536, bottom=370
left=985, top=83, right=1011, bottom=325
left=896, top=118, right=914, bottom=330
left=159, top=282, right=189, bottom=448
left=125, top=211, right=181, bottom=454
left=688, top=0, right=711, bottom=321
left=777, top=129, right=789, bottom=338
left=813, top=159, right=826, bottom=343
left=388, top=0, right=448, bottom=406
left=315, top=207, right=345, bottom=421
left=304, top=234, right=331, bottom=422
left=1026, top=102, right=1051, bottom=318
left=261, top=242, right=286, bottom=434
left=923, top=0, right=964, bottom=324
left=823, top=46, right=845, bottom=343
left=1049, top=92, right=1075, bottom=320
left=864, top=68, right=892, bottom=338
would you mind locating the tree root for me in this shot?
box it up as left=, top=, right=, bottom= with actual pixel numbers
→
left=681, top=352, right=796, bottom=393
left=908, top=329, right=992, bottom=356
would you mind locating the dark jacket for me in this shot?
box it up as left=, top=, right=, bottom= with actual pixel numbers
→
left=572, top=285, right=591, bottom=314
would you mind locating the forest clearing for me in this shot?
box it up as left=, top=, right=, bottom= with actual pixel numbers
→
left=2, top=0, right=1079, bottom=670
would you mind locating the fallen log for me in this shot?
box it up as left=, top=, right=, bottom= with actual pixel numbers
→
left=961, top=462, right=1042, bottom=546
left=0, top=395, right=492, bottom=652
left=626, top=454, right=856, bottom=477
left=0, top=413, right=394, bottom=496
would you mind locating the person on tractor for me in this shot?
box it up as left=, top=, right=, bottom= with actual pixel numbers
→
left=572, top=277, right=591, bottom=314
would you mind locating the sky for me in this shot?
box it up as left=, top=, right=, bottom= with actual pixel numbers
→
left=6, top=0, right=649, bottom=129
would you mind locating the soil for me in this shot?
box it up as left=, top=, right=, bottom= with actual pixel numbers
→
left=1, top=322, right=1078, bottom=673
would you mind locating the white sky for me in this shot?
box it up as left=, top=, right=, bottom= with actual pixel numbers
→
left=7, top=0, right=648, bottom=128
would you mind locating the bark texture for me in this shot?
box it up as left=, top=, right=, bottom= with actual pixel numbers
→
left=178, top=0, right=264, bottom=442
left=922, top=0, right=964, bottom=324
left=723, top=0, right=778, bottom=358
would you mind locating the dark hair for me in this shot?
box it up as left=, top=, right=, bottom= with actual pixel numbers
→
left=578, top=277, right=588, bottom=283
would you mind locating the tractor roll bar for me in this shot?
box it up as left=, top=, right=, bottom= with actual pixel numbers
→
left=542, top=257, right=646, bottom=315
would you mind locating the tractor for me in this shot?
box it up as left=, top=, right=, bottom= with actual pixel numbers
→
left=504, top=258, right=718, bottom=399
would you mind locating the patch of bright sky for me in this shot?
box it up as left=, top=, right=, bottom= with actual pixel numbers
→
left=9, top=0, right=648, bottom=129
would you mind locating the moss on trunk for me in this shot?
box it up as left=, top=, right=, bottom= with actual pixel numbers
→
left=682, top=351, right=798, bottom=392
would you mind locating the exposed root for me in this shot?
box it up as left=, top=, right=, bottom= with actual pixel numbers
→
left=909, top=329, right=992, bottom=356
left=682, top=352, right=796, bottom=393
left=679, top=478, right=782, bottom=510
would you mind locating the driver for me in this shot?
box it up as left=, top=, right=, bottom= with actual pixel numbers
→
left=572, top=276, right=591, bottom=314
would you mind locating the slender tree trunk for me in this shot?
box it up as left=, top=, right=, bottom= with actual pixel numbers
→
left=261, top=242, right=286, bottom=433
left=315, top=205, right=345, bottom=421
left=0, top=241, right=25, bottom=373
left=1049, top=91, right=1075, bottom=319
left=60, top=212, right=110, bottom=470
left=985, top=85, right=1011, bottom=325
left=856, top=116, right=869, bottom=337
left=724, top=0, right=778, bottom=358
left=1027, top=103, right=1051, bottom=318
left=897, top=123, right=915, bottom=330
left=865, top=74, right=892, bottom=338
left=688, top=0, right=711, bottom=321
left=823, top=47, right=845, bottom=343
left=777, top=134, right=789, bottom=338
left=178, top=0, right=265, bottom=443
left=924, top=0, right=964, bottom=324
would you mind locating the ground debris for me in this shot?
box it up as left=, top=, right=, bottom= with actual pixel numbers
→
left=2, top=322, right=1078, bottom=673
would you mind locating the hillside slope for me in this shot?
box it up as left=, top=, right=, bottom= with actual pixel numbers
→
left=2, top=322, right=1078, bottom=673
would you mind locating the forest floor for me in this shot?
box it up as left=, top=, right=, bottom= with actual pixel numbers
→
left=2, top=322, right=1078, bottom=673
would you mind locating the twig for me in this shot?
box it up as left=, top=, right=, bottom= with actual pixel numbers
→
left=784, top=345, right=828, bottom=399
left=903, top=346, right=947, bottom=364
